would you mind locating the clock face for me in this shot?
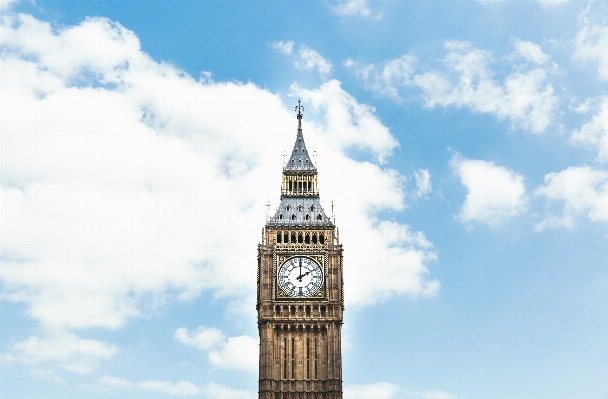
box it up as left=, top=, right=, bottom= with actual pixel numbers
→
left=277, top=256, right=323, bottom=298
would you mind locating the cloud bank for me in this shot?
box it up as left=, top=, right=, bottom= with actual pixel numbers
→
left=346, top=40, right=558, bottom=133
left=1, top=13, right=438, bottom=371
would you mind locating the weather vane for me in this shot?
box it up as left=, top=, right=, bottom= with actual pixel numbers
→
left=295, top=98, right=304, bottom=129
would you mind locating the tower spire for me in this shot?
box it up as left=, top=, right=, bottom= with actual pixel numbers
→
left=284, top=100, right=315, bottom=173
left=295, top=98, right=304, bottom=130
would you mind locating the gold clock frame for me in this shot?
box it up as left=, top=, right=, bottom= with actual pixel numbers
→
left=273, top=253, right=326, bottom=301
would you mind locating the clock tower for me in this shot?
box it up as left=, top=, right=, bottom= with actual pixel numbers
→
left=257, top=101, right=343, bottom=399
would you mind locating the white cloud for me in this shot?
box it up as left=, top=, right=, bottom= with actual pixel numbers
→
left=208, top=336, right=258, bottom=371
left=0, top=0, right=18, bottom=11
left=3, top=332, right=117, bottom=374
left=97, top=376, right=256, bottom=398
left=205, top=382, right=257, bottom=399
left=272, top=41, right=333, bottom=80
left=572, top=97, right=608, bottom=161
left=345, top=382, right=401, bottom=399
left=513, top=39, right=550, bottom=64
left=451, top=154, right=528, bottom=227
left=175, top=326, right=258, bottom=372
left=295, top=45, right=333, bottom=79
left=415, top=169, right=432, bottom=197
left=345, top=55, right=417, bottom=100
left=296, top=79, right=399, bottom=163
left=348, top=41, right=557, bottom=133
left=344, top=382, right=455, bottom=399
left=415, top=41, right=557, bottom=133
left=574, top=23, right=608, bottom=80
left=330, top=0, right=379, bottom=18
left=140, top=380, right=202, bottom=396
left=270, top=40, right=294, bottom=55
left=0, top=12, right=438, bottom=352
left=174, top=326, right=226, bottom=351
left=535, top=166, right=608, bottom=230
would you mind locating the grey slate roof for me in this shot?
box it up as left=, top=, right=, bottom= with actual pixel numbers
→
left=283, top=128, right=316, bottom=173
left=267, top=105, right=333, bottom=228
left=267, top=197, right=333, bottom=227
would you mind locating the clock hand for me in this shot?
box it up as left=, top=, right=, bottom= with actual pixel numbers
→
left=299, top=258, right=302, bottom=280
left=296, top=271, right=311, bottom=282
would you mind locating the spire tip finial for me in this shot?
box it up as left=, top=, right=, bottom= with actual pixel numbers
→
left=295, top=99, right=304, bottom=129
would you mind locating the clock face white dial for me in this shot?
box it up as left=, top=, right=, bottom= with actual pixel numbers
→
left=277, top=256, right=323, bottom=298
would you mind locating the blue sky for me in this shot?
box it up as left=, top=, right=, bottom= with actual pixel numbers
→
left=2, top=1, right=608, bottom=398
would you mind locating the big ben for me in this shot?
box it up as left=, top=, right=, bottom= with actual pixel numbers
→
left=257, top=101, right=343, bottom=399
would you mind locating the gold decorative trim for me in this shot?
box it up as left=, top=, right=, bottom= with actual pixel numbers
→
left=274, top=253, right=327, bottom=301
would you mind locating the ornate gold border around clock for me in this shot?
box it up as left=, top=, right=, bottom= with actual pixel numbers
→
left=273, top=252, right=327, bottom=301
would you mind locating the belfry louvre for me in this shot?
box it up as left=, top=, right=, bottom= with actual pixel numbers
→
left=257, top=101, right=344, bottom=399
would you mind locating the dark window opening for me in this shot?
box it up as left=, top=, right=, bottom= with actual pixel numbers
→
left=291, top=233, right=296, bottom=243
left=279, top=214, right=283, bottom=220
left=316, top=214, right=322, bottom=220
left=306, top=338, right=310, bottom=379
left=320, top=306, right=326, bottom=316
left=298, top=233, right=303, bottom=243
left=288, top=182, right=292, bottom=191
left=306, top=306, right=311, bottom=316
left=314, top=338, right=317, bottom=379
left=319, top=234, right=325, bottom=244
left=284, top=233, right=289, bottom=243
left=276, top=306, right=281, bottom=316
left=291, top=214, right=296, bottom=220
left=310, top=205, right=315, bottom=211
left=291, top=338, right=295, bottom=379
left=290, top=306, right=295, bottom=316
left=308, top=181, right=311, bottom=191
left=277, top=233, right=282, bottom=243
left=286, top=205, right=291, bottom=211
left=305, top=214, right=310, bottom=221
left=283, top=338, right=288, bottom=379
left=305, top=234, right=310, bottom=244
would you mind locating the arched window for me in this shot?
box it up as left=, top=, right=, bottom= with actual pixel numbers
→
left=312, top=234, right=317, bottom=244
left=316, top=214, right=322, bottom=220
left=310, top=205, right=315, bottom=211
left=275, top=305, right=281, bottom=316
left=277, top=232, right=282, bottom=243
left=284, top=232, right=289, bottom=243
left=278, top=214, right=283, bottom=220
left=319, top=233, right=325, bottom=244
left=291, top=233, right=296, bottom=243
left=290, top=306, right=296, bottom=316
left=286, top=205, right=291, bottom=212
left=320, top=306, right=326, bottom=316
left=305, top=214, right=310, bottom=221
left=291, top=214, right=296, bottom=220
left=305, top=306, right=311, bottom=316
left=305, top=234, right=310, bottom=244
left=298, top=233, right=303, bottom=243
